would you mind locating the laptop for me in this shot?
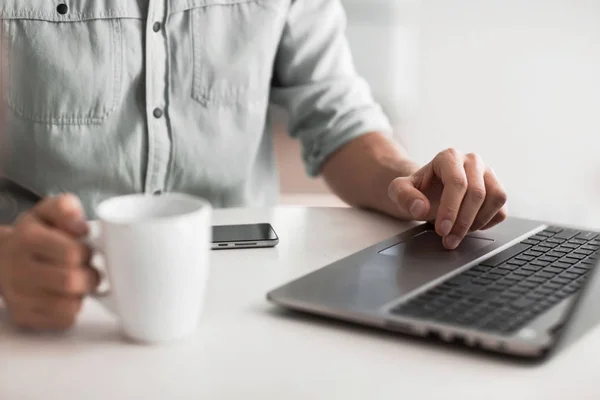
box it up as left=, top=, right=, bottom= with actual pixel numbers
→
left=267, top=217, right=600, bottom=361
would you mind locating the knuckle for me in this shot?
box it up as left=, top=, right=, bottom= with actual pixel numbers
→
left=496, top=207, right=508, bottom=221
left=490, top=189, right=508, bottom=207
left=464, top=152, right=482, bottom=164
left=441, top=147, right=460, bottom=159
left=450, top=175, right=468, bottom=190
left=469, top=186, right=487, bottom=202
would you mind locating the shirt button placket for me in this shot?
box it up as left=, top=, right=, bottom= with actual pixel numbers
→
left=144, top=0, right=171, bottom=196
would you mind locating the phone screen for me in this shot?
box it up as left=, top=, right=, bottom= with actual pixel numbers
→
left=212, top=223, right=278, bottom=243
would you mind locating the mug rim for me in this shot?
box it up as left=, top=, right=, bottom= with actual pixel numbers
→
left=96, top=193, right=211, bottom=225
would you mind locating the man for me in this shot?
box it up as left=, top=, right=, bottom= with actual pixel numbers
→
left=0, top=0, right=506, bottom=331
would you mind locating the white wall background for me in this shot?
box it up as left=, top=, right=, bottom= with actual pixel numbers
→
left=346, top=0, right=600, bottom=229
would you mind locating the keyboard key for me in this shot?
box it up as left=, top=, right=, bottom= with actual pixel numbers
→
left=507, top=259, right=527, bottom=266
left=480, top=243, right=531, bottom=267
left=553, top=248, right=572, bottom=255
left=566, top=253, right=586, bottom=260
left=523, top=264, right=542, bottom=272
left=547, top=238, right=565, bottom=244
left=501, top=292, right=520, bottom=301
left=581, top=245, right=600, bottom=251
left=508, top=286, right=529, bottom=295
left=513, top=269, right=534, bottom=277
left=561, top=272, right=579, bottom=280
left=471, top=265, right=493, bottom=273
left=551, top=261, right=572, bottom=269
left=511, top=297, right=536, bottom=309
left=554, top=229, right=579, bottom=240
left=576, top=231, right=598, bottom=241
left=535, top=232, right=553, bottom=238
left=493, top=267, right=512, bottom=275
left=543, top=282, right=563, bottom=290
left=550, top=277, right=571, bottom=285
left=532, top=246, right=551, bottom=253
left=563, top=286, right=578, bottom=294
left=548, top=250, right=568, bottom=258
left=568, top=238, right=587, bottom=246
left=536, top=271, right=556, bottom=279
left=518, top=281, right=538, bottom=289
left=527, top=292, right=546, bottom=300
left=499, top=263, right=519, bottom=271
left=574, top=262, right=591, bottom=270
left=538, top=256, right=559, bottom=263
left=531, top=259, right=551, bottom=267
left=544, top=266, right=564, bottom=274
left=504, top=274, right=523, bottom=282
left=559, top=257, right=578, bottom=265
left=536, top=288, right=554, bottom=296
left=515, top=254, right=536, bottom=262
left=568, top=267, right=588, bottom=275
left=521, top=239, right=541, bottom=246
left=545, top=226, right=563, bottom=233
left=562, top=243, right=579, bottom=250
left=537, top=242, right=557, bottom=249
left=527, top=276, right=547, bottom=284
left=573, top=249, right=594, bottom=256
left=589, top=239, right=600, bottom=246
left=524, top=250, right=544, bottom=258
left=485, top=272, right=505, bottom=280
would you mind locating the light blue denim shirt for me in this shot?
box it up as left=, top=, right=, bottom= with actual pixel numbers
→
left=0, top=0, right=392, bottom=219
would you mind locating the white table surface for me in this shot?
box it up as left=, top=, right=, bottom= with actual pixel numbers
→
left=1, top=207, right=600, bottom=400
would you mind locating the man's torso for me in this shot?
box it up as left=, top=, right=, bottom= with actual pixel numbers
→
left=0, top=0, right=291, bottom=217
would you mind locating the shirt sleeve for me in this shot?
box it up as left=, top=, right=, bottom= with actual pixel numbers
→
left=270, top=0, right=394, bottom=177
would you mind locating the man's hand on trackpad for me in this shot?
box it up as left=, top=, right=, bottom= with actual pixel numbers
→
left=388, top=148, right=508, bottom=250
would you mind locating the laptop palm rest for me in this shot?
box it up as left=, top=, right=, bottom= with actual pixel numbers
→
left=268, top=230, right=496, bottom=315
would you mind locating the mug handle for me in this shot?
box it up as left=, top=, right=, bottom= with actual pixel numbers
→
left=84, top=224, right=118, bottom=316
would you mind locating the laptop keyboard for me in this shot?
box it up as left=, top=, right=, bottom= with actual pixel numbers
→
left=390, top=227, right=599, bottom=335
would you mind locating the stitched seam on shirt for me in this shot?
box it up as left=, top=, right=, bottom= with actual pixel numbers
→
left=0, top=9, right=142, bottom=21
left=172, top=0, right=274, bottom=14
left=190, top=3, right=273, bottom=107
left=2, top=20, right=122, bottom=125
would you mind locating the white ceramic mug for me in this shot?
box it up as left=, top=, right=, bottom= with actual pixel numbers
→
left=87, top=193, right=212, bottom=344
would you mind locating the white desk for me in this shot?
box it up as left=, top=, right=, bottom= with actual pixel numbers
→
left=1, top=207, right=599, bottom=400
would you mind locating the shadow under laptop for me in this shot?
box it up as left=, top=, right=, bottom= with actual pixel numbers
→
left=264, top=306, right=547, bottom=367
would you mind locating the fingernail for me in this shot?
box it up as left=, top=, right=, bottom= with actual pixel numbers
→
left=440, top=219, right=453, bottom=236
left=66, top=219, right=88, bottom=236
left=409, top=199, right=425, bottom=219
left=445, top=235, right=461, bottom=249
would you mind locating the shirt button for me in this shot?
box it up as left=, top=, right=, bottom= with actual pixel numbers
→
left=153, top=108, right=163, bottom=119
left=153, top=22, right=162, bottom=32
left=56, top=3, right=69, bottom=15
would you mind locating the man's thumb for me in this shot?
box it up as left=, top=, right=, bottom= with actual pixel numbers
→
left=388, top=177, right=430, bottom=220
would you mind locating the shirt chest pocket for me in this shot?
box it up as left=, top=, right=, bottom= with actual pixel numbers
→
left=0, top=1, right=142, bottom=125
left=188, top=0, right=286, bottom=109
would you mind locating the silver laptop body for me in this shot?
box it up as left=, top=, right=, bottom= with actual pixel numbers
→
left=267, top=217, right=600, bottom=361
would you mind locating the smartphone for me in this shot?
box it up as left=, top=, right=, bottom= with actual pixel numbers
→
left=211, top=223, right=279, bottom=250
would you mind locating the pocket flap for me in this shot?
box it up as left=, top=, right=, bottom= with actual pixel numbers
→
left=170, top=0, right=275, bottom=14
left=0, top=0, right=144, bottom=21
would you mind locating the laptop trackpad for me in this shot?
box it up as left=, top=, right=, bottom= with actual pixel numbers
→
left=379, top=230, right=494, bottom=261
